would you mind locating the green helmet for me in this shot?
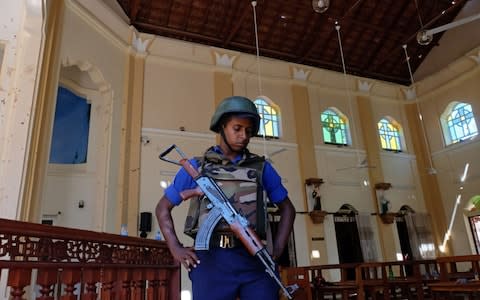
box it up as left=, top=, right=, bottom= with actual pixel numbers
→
left=210, top=96, right=261, bottom=134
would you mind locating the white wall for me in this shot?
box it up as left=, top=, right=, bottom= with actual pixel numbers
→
left=0, top=0, right=45, bottom=220
left=38, top=0, right=130, bottom=233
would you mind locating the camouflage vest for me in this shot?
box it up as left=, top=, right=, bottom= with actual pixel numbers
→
left=183, top=147, right=267, bottom=239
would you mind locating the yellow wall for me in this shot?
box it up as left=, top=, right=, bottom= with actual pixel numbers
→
left=418, top=60, right=480, bottom=255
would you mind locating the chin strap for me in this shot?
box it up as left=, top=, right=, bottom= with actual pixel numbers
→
left=220, top=128, right=247, bottom=155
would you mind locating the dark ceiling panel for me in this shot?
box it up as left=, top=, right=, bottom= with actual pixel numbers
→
left=117, top=0, right=467, bottom=85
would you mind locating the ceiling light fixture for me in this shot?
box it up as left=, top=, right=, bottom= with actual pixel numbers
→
left=312, top=0, right=329, bottom=13
left=416, top=30, right=433, bottom=46
left=416, top=12, right=480, bottom=46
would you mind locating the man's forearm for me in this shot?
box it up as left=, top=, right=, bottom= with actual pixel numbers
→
left=156, top=196, right=182, bottom=250
left=273, top=197, right=296, bottom=258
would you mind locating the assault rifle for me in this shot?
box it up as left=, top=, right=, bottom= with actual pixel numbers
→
left=159, top=144, right=298, bottom=299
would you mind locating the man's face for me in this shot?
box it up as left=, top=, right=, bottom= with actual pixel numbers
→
left=222, top=116, right=255, bottom=152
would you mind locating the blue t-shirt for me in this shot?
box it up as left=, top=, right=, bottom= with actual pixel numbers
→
left=164, top=147, right=288, bottom=206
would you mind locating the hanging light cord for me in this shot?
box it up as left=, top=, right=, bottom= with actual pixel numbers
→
left=402, top=44, right=435, bottom=173
left=251, top=1, right=263, bottom=96
left=413, top=0, right=425, bottom=29
left=251, top=1, right=268, bottom=157
left=336, top=23, right=362, bottom=167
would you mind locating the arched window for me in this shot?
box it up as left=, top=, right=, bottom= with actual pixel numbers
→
left=378, top=117, right=402, bottom=151
left=254, top=98, right=280, bottom=138
left=321, top=108, right=348, bottom=145
left=441, top=102, right=478, bottom=145
left=49, top=86, right=91, bottom=164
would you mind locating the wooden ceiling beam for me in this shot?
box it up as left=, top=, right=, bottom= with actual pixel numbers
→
left=373, top=0, right=465, bottom=72
left=181, top=0, right=194, bottom=30
left=361, top=0, right=410, bottom=71
left=299, top=0, right=368, bottom=62
left=229, top=41, right=298, bottom=59
left=346, top=18, right=406, bottom=40
left=199, top=0, right=214, bottom=32
left=120, top=0, right=468, bottom=85
left=403, top=0, right=465, bottom=45
left=331, top=0, right=368, bottom=66
left=259, top=2, right=281, bottom=48
left=165, top=0, right=174, bottom=26
left=293, top=14, right=324, bottom=59
left=129, top=0, right=142, bottom=22
left=134, top=21, right=223, bottom=43
left=223, top=2, right=252, bottom=46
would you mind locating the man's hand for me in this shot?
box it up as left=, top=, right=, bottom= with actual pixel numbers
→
left=156, top=196, right=200, bottom=271
left=170, top=243, right=200, bottom=272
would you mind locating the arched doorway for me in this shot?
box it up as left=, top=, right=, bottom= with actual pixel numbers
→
left=334, top=204, right=363, bottom=279
left=396, top=205, right=415, bottom=262
left=40, top=60, right=113, bottom=231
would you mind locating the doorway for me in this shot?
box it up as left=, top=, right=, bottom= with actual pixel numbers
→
left=334, top=204, right=363, bottom=279
left=40, top=63, right=113, bottom=232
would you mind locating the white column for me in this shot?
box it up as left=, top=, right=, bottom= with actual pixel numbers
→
left=0, top=0, right=46, bottom=219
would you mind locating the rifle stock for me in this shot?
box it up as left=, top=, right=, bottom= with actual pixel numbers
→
left=229, top=220, right=264, bottom=256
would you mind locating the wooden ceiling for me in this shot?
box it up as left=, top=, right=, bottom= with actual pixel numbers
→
left=116, top=0, right=468, bottom=85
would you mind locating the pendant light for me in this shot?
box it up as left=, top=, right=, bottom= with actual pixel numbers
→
left=312, top=0, right=330, bottom=13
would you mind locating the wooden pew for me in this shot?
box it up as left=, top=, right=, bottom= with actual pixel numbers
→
left=416, top=259, right=441, bottom=298
left=384, top=260, right=424, bottom=299
left=356, top=262, right=389, bottom=300
left=283, top=267, right=311, bottom=300
left=283, top=257, right=480, bottom=300
left=436, top=255, right=480, bottom=281
left=428, top=255, right=480, bottom=299
left=283, top=264, right=359, bottom=300
left=308, top=263, right=359, bottom=299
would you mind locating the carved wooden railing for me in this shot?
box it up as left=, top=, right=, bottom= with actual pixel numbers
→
left=283, top=260, right=442, bottom=300
left=0, top=218, right=180, bottom=300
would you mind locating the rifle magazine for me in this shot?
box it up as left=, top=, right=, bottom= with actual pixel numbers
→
left=194, top=207, right=223, bottom=250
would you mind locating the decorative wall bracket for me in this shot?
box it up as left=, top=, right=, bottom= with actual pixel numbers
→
left=305, top=178, right=326, bottom=223
left=379, top=212, right=397, bottom=224
left=375, top=182, right=394, bottom=223
left=375, top=182, right=392, bottom=190
left=309, top=210, right=328, bottom=224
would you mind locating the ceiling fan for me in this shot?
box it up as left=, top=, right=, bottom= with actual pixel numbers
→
left=336, top=158, right=376, bottom=172
left=265, top=148, right=286, bottom=164
left=417, top=12, right=480, bottom=45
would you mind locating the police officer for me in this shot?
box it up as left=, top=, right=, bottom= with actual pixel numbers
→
left=156, top=96, right=295, bottom=300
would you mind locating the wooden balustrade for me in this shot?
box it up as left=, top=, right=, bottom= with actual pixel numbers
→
left=283, top=257, right=480, bottom=300
left=436, top=254, right=480, bottom=281
left=309, top=263, right=358, bottom=300
left=429, top=255, right=480, bottom=299
left=0, top=218, right=180, bottom=300
left=356, top=262, right=390, bottom=300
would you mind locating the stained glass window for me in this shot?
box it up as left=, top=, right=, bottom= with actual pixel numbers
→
left=321, top=109, right=347, bottom=145
left=446, top=102, right=478, bottom=145
left=254, top=98, right=279, bottom=138
left=378, top=118, right=401, bottom=151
